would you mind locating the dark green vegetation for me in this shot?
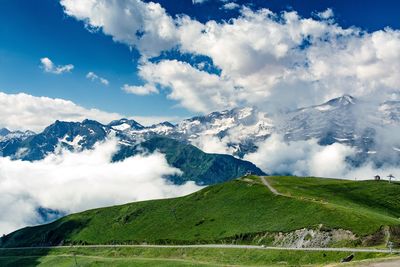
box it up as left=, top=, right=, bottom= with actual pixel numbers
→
left=2, top=176, right=400, bottom=248
left=0, top=247, right=392, bottom=267
left=114, top=137, right=265, bottom=184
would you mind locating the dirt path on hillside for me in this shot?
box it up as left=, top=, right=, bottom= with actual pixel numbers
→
left=260, top=176, right=283, bottom=196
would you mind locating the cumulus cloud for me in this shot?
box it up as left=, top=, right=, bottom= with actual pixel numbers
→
left=40, top=57, right=74, bottom=74
left=122, top=83, right=158, bottom=95
left=0, top=92, right=123, bottom=132
left=86, top=71, right=109, bottom=85
left=138, top=60, right=236, bottom=112
left=244, top=135, right=354, bottom=177
left=191, top=135, right=234, bottom=155
left=222, top=2, right=240, bottom=10
left=0, top=92, right=182, bottom=132
left=0, top=91, right=183, bottom=131
left=60, top=0, right=178, bottom=58
left=0, top=138, right=202, bottom=235
left=60, top=1, right=400, bottom=113
left=244, top=134, right=400, bottom=180
left=317, top=8, right=334, bottom=20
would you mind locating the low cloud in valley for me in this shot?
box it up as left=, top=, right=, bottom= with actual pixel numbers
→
left=0, top=138, right=202, bottom=235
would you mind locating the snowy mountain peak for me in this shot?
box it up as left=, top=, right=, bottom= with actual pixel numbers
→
left=310, top=95, right=356, bottom=112
left=150, top=121, right=175, bottom=128
left=231, top=107, right=255, bottom=120
left=108, top=118, right=144, bottom=131
left=326, top=94, right=356, bottom=106
left=2, top=94, right=399, bottom=165
left=0, top=129, right=35, bottom=142
left=0, top=128, right=11, bottom=136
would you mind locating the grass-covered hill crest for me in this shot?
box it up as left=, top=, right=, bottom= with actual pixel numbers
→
left=2, top=176, right=400, bottom=249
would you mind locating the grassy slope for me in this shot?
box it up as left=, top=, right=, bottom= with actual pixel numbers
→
left=2, top=176, right=400, bottom=248
left=268, top=176, right=400, bottom=220
left=114, top=137, right=265, bottom=185
left=0, top=247, right=392, bottom=267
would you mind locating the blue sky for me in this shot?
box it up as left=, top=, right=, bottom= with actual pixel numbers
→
left=0, top=0, right=400, bottom=130
left=0, top=0, right=182, bottom=119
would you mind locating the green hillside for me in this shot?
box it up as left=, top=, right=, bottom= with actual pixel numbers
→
left=114, top=137, right=265, bottom=185
left=2, top=176, right=400, bottom=248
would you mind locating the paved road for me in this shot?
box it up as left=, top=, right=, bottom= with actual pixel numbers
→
left=1, top=244, right=398, bottom=254
left=260, top=176, right=282, bottom=195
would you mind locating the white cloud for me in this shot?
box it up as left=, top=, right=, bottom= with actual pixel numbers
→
left=244, top=134, right=400, bottom=180
left=60, top=1, right=400, bottom=113
left=60, top=0, right=178, bottom=58
left=40, top=57, right=74, bottom=74
left=122, top=83, right=158, bottom=95
left=177, top=9, right=400, bottom=112
left=243, top=135, right=350, bottom=177
left=174, top=9, right=354, bottom=111
left=191, top=135, right=234, bottom=154
left=0, top=91, right=184, bottom=131
left=222, top=2, right=240, bottom=10
left=86, top=71, right=109, bottom=85
left=317, top=8, right=334, bottom=20
left=0, top=92, right=123, bottom=132
left=138, top=60, right=236, bottom=112
left=0, top=138, right=202, bottom=235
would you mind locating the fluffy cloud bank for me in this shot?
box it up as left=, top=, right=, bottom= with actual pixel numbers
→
left=60, top=0, right=400, bottom=113
left=40, top=57, right=74, bottom=74
left=244, top=135, right=400, bottom=180
left=0, top=138, right=201, bottom=235
left=244, top=135, right=355, bottom=177
left=60, top=0, right=177, bottom=58
left=0, top=92, right=122, bottom=131
left=0, top=92, right=181, bottom=131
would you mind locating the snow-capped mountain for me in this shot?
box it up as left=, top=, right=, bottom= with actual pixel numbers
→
left=1, top=94, right=399, bottom=167
left=281, top=95, right=362, bottom=145
left=0, top=128, right=35, bottom=142
left=0, top=120, right=110, bottom=160
left=280, top=96, right=400, bottom=159
left=0, top=120, right=264, bottom=185
left=120, top=107, right=274, bottom=156
left=175, top=107, right=273, bottom=141
left=108, top=118, right=144, bottom=131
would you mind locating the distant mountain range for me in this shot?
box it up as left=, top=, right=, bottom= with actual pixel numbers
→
left=111, top=95, right=400, bottom=165
left=0, top=120, right=264, bottom=186
left=1, top=94, right=400, bottom=173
